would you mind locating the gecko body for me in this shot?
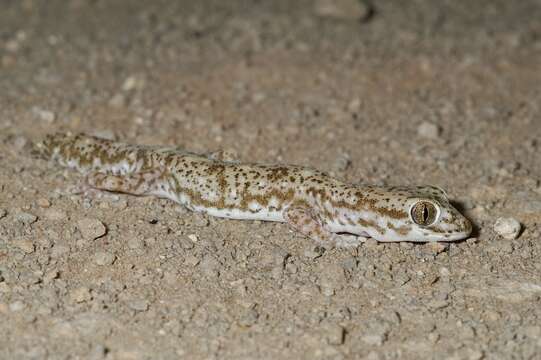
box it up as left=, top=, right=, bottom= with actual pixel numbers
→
left=34, top=133, right=472, bottom=246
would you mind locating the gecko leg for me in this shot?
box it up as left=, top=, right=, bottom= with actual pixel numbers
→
left=85, top=168, right=168, bottom=196
left=283, top=206, right=337, bottom=249
left=284, top=206, right=366, bottom=248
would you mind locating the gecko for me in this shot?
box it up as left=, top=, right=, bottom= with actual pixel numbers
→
left=33, top=133, right=472, bottom=247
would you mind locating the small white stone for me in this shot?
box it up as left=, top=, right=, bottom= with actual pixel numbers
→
left=348, top=98, right=362, bottom=112
left=325, top=324, right=345, bottom=345
left=192, top=213, right=209, bottom=227
left=43, top=270, right=59, bottom=284
left=363, top=238, right=379, bottom=249
left=33, top=107, right=56, bottom=123
left=493, top=217, right=521, bottom=240
left=12, top=238, right=35, bottom=253
left=314, top=0, right=370, bottom=20
left=109, top=93, right=126, bottom=107
left=69, top=286, right=92, bottom=303
left=36, top=198, right=51, bottom=208
left=15, top=212, right=38, bottom=224
left=127, top=299, right=149, bottom=312
left=362, top=334, right=385, bottom=346
left=122, top=76, right=138, bottom=91
left=184, top=254, right=200, bottom=267
left=127, top=237, right=143, bottom=249
left=417, top=121, right=441, bottom=139
left=77, top=218, right=107, bottom=240
left=43, top=208, right=67, bottom=221
left=9, top=300, right=25, bottom=312
left=439, top=267, right=450, bottom=277
left=94, top=251, right=115, bottom=266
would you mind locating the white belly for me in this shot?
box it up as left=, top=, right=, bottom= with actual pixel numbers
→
left=195, top=206, right=285, bottom=222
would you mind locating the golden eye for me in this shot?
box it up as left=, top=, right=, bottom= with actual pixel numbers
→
left=411, top=201, right=438, bottom=226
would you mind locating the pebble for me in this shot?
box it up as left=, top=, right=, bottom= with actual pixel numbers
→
left=200, top=256, right=220, bottom=277
left=43, top=208, right=67, bottom=221
left=184, top=254, right=201, bottom=267
left=0, top=208, right=6, bottom=219
left=33, top=107, right=56, bottom=123
left=192, top=213, right=209, bottom=227
left=325, top=324, right=345, bottom=345
left=400, top=242, right=414, bottom=250
left=314, top=0, right=371, bottom=21
left=304, top=245, right=325, bottom=260
left=122, top=76, right=138, bottom=91
left=493, top=217, right=521, bottom=239
left=88, top=344, right=108, bottom=360
left=439, top=267, right=450, bottom=277
left=363, top=238, right=379, bottom=249
left=417, top=121, right=441, bottom=139
left=12, top=238, right=35, bottom=253
left=348, top=98, right=362, bottom=113
left=464, top=349, right=484, bottom=360
left=51, top=245, right=69, bottom=258
left=238, top=308, right=259, bottom=327
left=361, top=334, right=385, bottom=346
left=109, top=93, right=126, bottom=108
left=333, top=153, right=351, bottom=172
left=272, top=247, right=290, bottom=267
left=427, top=299, right=449, bottom=310
left=179, top=236, right=195, bottom=250
left=127, top=299, right=149, bottom=312
left=43, top=270, right=59, bottom=284
left=12, top=135, right=28, bottom=150
left=425, top=242, right=449, bottom=255
left=94, top=252, right=115, bottom=266
left=127, top=237, right=143, bottom=249
left=77, top=218, right=107, bottom=240
left=9, top=300, right=25, bottom=312
left=15, top=212, right=38, bottom=225
left=69, top=286, right=92, bottom=303
left=123, top=75, right=146, bottom=92
left=0, top=283, right=9, bottom=293
left=36, top=198, right=51, bottom=208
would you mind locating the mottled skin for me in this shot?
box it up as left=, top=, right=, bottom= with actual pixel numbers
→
left=34, top=133, right=472, bottom=246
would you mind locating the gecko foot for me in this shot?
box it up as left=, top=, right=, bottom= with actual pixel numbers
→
left=283, top=206, right=335, bottom=249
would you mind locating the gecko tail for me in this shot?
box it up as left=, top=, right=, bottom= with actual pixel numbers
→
left=33, top=132, right=147, bottom=175
left=31, top=132, right=73, bottom=160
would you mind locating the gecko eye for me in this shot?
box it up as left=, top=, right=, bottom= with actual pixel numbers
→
left=411, top=201, right=438, bottom=226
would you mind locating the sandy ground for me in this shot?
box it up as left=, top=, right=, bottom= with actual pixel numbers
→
left=1, top=0, right=541, bottom=359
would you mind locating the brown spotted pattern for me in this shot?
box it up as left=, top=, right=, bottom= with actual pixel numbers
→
left=34, top=133, right=472, bottom=244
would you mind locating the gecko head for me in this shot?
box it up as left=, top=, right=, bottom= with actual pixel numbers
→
left=401, top=186, right=472, bottom=242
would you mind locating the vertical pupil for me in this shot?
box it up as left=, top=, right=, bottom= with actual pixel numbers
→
left=422, top=205, right=429, bottom=222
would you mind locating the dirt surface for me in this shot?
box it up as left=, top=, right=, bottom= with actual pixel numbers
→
left=1, top=1, right=541, bottom=359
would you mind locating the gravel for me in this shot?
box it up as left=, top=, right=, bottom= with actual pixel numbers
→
left=77, top=218, right=107, bottom=240
left=493, top=217, right=522, bottom=239
left=1, top=1, right=540, bottom=359
left=94, top=252, right=116, bottom=266
left=417, top=121, right=441, bottom=139
left=314, top=0, right=371, bottom=20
